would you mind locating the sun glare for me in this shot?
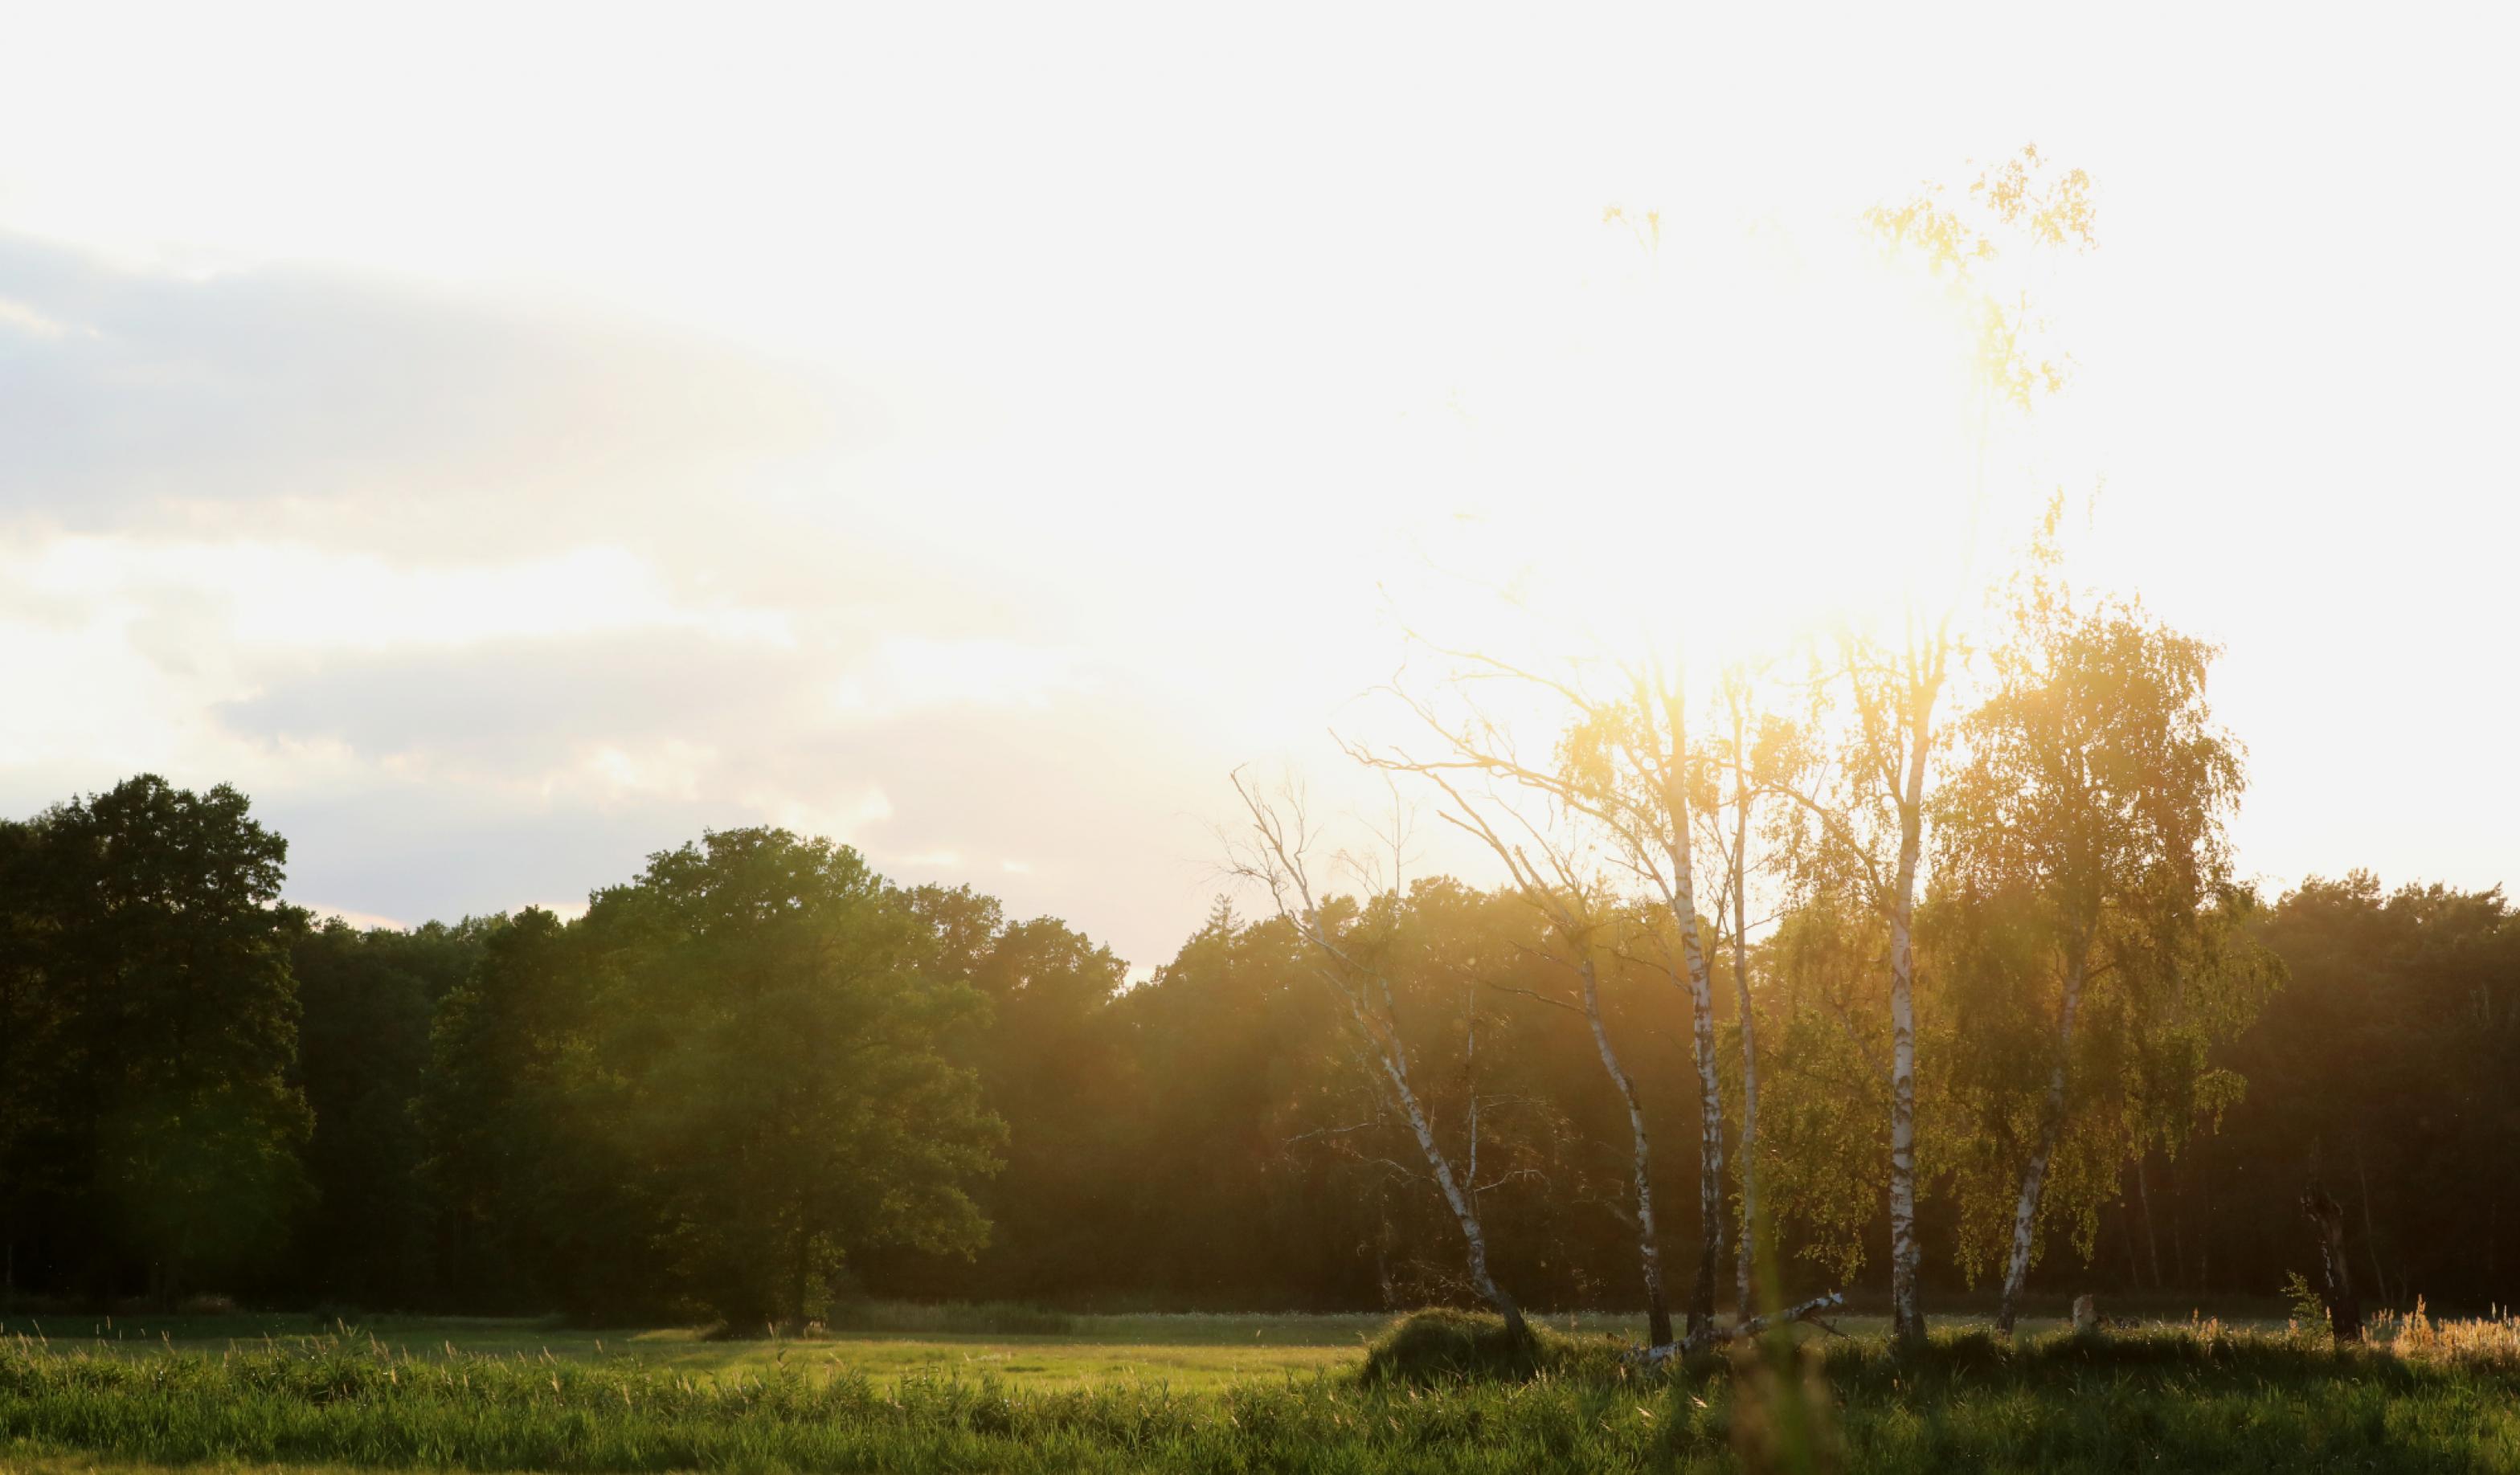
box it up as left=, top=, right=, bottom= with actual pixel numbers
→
left=1381, top=212, right=1998, bottom=693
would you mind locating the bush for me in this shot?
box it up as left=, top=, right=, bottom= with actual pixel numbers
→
left=1360, top=1308, right=1576, bottom=1385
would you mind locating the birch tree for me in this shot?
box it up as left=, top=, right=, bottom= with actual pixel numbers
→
left=1768, top=143, right=2097, bottom=1346
left=1225, top=772, right=1530, bottom=1341
left=1372, top=654, right=1745, bottom=1338
left=1774, top=627, right=1949, bottom=1346
left=1937, top=546, right=2246, bottom=1335
left=1560, top=668, right=1737, bottom=1336
left=1342, top=735, right=1678, bottom=1347
left=1700, top=672, right=1793, bottom=1314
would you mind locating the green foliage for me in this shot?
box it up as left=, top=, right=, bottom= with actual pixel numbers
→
left=1929, top=538, right=2273, bottom=1289
left=291, top=916, right=501, bottom=1308
left=2223, top=874, right=2520, bottom=1310
left=887, top=887, right=1134, bottom=1302
left=3, top=760, right=2509, bottom=1350
left=1750, top=896, right=1893, bottom=1282
left=2286, top=1271, right=2333, bottom=1341
left=416, top=906, right=644, bottom=1316
left=0, top=775, right=310, bottom=1299
left=415, top=828, right=1005, bottom=1326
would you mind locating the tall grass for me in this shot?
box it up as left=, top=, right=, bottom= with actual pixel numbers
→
left=3, top=1314, right=2518, bottom=1472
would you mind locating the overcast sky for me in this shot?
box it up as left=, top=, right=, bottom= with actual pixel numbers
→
left=3, top=2, right=2514, bottom=970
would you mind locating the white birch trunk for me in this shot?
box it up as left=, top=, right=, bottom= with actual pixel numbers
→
left=1355, top=994, right=1525, bottom=1337
left=1234, top=777, right=1527, bottom=1337
left=1580, top=958, right=1671, bottom=1346
left=1658, top=685, right=1727, bottom=1335
left=1731, top=766, right=1761, bottom=1316
left=1995, top=951, right=2086, bottom=1335
left=1684, top=963, right=1725, bottom=1334
left=1886, top=695, right=1932, bottom=1347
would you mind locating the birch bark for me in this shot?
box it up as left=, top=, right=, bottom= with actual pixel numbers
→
left=1581, top=958, right=1671, bottom=1347
left=1655, top=684, right=1727, bottom=1337
left=1886, top=677, right=1934, bottom=1346
left=1368, top=1018, right=1523, bottom=1334
left=1995, top=950, right=2086, bottom=1335
left=1231, top=776, right=1528, bottom=1340
left=1728, top=711, right=1762, bottom=1316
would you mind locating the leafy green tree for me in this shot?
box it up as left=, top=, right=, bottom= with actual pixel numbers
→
left=902, top=887, right=1135, bottom=1299
left=2214, top=876, right=2520, bottom=1309
left=418, top=906, right=652, bottom=1317
left=0, top=817, right=72, bottom=1296
left=0, top=775, right=310, bottom=1302
left=292, top=916, right=500, bottom=1308
left=1934, top=554, right=2270, bottom=1333
left=585, top=829, right=1003, bottom=1326
left=1749, top=891, right=1895, bottom=1285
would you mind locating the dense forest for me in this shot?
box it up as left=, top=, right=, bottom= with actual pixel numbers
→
left=3, top=561, right=2514, bottom=1330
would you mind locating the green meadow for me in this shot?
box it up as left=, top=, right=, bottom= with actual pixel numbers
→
left=5, top=1306, right=2518, bottom=1473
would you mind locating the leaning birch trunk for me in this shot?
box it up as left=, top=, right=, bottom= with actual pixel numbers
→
left=1995, top=952, right=2088, bottom=1336
left=1658, top=685, right=1727, bottom=1336
left=1885, top=694, right=1933, bottom=1347
left=1580, top=958, right=1672, bottom=1347
left=1730, top=766, right=1761, bottom=1316
left=1234, top=775, right=1528, bottom=1338
left=1356, top=992, right=1528, bottom=1341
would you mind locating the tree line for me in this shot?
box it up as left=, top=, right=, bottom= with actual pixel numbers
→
left=2, top=598, right=2512, bottom=1327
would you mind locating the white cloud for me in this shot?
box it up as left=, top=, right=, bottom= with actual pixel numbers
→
left=0, top=295, right=80, bottom=339
left=571, top=740, right=718, bottom=806
left=6, top=537, right=792, bottom=656
left=741, top=785, right=898, bottom=849
left=832, top=637, right=1092, bottom=724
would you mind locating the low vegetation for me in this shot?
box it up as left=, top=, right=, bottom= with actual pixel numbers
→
left=4, top=1310, right=2518, bottom=1473
left=1359, top=1307, right=1578, bottom=1385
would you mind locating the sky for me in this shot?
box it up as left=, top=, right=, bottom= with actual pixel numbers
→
left=2, top=2, right=2514, bottom=971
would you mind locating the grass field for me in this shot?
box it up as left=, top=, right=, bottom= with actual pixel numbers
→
left=0, top=1303, right=2236, bottom=1389
left=0, top=1309, right=1409, bottom=1393
left=3, top=1303, right=2516, bottom=1472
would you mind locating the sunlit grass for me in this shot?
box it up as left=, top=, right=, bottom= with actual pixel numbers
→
left=5, top=1308, right=2519, bottom=1471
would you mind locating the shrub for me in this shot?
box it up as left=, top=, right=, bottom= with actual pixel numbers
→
left=1360, top=1308, right=1570, bottom=1385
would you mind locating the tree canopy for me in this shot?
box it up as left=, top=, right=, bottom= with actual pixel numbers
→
left=0, top=763, right=2510, bottom=1325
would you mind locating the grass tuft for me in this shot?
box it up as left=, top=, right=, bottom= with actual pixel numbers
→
left=1359, top=1308, right=1602, bottom=1385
